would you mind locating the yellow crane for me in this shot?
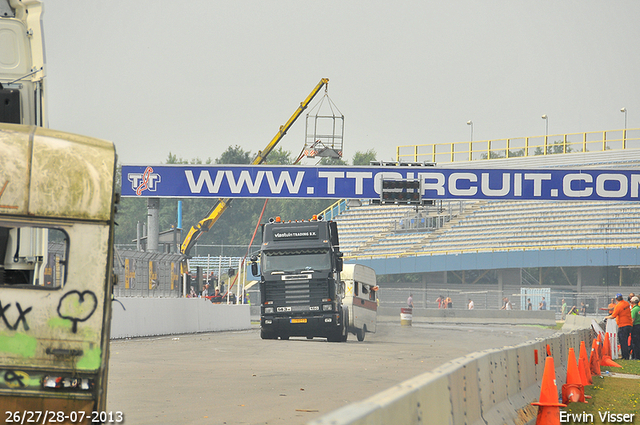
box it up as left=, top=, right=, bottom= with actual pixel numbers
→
left=180, top=78, right=329, bottom=266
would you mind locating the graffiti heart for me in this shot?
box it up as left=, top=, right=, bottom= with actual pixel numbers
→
left=57, top=290, right=97, bottom=333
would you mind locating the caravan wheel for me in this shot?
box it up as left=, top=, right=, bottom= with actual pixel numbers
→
left=357, top=324, right=367, bottom=342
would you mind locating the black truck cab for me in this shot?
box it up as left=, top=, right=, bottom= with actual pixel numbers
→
left=254, top=217, right=347, bottom=342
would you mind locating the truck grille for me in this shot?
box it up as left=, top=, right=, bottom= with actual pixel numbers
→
left=265, top=280, right=329, bottom=305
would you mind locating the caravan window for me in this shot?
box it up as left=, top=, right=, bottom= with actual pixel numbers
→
left=0, top=225, right=68, bottom=288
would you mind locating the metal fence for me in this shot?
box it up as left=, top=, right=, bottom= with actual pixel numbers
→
left=378, top=284, right=638, bottom=318
left=113, top=250, right=256, bottom=298
left=114, top=249, right=184, bottom=298
left=396, top=128, right=640, bottom=163
left=188, top=255, right=245, bottom=278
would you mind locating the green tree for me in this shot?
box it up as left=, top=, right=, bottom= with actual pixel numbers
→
left=352, top=149, right=377, bottom=165
left=165, top=152, right=187, bottom=164
left=318, top=156, right=348, bottom=166
left=264, top=146, right=293, bottom=165
left=534, top=140, right=573, bottom=156
left=480, top=151, right=506, bottom=160
left=216, top=145, right=252, bottom=164
left=507, top=149, right=526, bottom=158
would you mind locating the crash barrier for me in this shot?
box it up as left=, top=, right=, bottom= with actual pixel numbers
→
left=110, top=298, right=251, bottom=338
left=377, top=307, right=557, bottom=326
left=561, top=314, right=593, bottom=332
left=308, top=323, right=593, bottom=425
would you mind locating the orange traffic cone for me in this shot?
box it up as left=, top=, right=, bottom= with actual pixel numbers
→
left=601, top=333, right=622, bottom=368
left=562, top=348, right=586, bottom=404
left=578, top=357, right=589, bottom=385
left=579, top=342, right=592, bottom=385
left=590, top=341, right=601, bottom=377
left=533, top=356, right=566, bottom=424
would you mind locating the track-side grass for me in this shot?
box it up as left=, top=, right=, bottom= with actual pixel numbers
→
left=561, top=360, right=640, bottom=423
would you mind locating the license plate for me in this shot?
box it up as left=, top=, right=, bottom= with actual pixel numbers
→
left=290, top=318, right=307, bottom=324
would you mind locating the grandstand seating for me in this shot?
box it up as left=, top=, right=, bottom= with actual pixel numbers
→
left=335, top=203, right=415, bottom=253
left=335, top=199, right=640, bottom=258
left=334, top=201, right=468, bottom=255
left=335, top=147, right=640, bottom=259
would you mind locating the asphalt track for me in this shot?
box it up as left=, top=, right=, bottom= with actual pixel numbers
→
left=106, top=322, right=557, bottom=425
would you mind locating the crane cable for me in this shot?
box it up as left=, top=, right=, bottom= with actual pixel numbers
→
left=223, top=150, right=309, bottom=297
left=223, top=197, right=269, bottom=297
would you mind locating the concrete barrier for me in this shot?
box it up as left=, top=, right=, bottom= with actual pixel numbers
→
left=308, top=322, right=596, bottom=425
left=110, top=298, right=251, bottom=339
left=561, top=314, right=593, bottom=331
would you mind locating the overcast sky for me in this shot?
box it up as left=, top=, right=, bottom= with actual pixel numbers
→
left=43, top=1, right=640, bottom=166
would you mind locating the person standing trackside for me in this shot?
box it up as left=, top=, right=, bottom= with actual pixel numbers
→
left=630, top=296, right=640, bottom=360
left=501, top=297, right=512, bottom=310
left=561, top=299, right=567, bottom=318
left=539, top=297, right=547, bottom=310
left=606, top=293, right=633, bottom=360
left=528, top=298, right=533, bottom=311
left=211, top=288, right=223, bottom=304
left=468, top=299, right=474, bottom=310
left=407, top=293, right=414, bottom=309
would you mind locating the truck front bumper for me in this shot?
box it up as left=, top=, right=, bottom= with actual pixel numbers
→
left=261, top=313, right=341, bottom=338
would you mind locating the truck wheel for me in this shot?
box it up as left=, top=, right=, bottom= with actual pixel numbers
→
left=341, top=310, right=349, bottom=342
left=261, top=329, right=276, bottom=340
left=328, top=315, right=349, bottom=343
left=357, top=324, right=367, bottom=342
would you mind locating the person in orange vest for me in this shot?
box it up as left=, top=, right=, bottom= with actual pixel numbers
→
left=606, top=293, right=633, bottom=360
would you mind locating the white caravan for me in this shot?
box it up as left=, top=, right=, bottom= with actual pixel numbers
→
left=341, top=264, right=378, bottom=341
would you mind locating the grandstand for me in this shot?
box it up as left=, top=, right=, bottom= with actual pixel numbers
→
left=335, top=199, right=640, bottom=257
left=332, top=141, right=640, bottom=259
left=335, top=200, right=470, bottom=255
left=328, top=132, right=640, bottom=311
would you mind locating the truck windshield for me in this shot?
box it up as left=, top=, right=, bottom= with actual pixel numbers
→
left=262, top=249, right=331, bottom=273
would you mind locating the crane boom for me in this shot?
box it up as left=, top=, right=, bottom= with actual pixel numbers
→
left=180, top=78, right=329, bottom=259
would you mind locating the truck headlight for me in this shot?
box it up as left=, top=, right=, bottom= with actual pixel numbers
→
left=322, top=304, right=332, bottom=311
left=324, top=318, right=332, bottom=323
left=265, top=307, right=274, bottom=314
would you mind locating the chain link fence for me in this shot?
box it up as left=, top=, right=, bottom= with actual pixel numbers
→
left=377, top=283, right=639, bottom=319
left=114, top=249, right=184, bottom=298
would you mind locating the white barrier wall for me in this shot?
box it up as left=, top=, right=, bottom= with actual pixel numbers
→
left=110, top=298, right=251, bottom=339
left=309, top=323, right=593, bottom=425
left=377, top=307, right=557, bottom=326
